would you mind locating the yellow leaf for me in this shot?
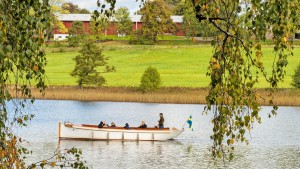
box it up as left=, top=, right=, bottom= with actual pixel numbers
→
left=33, top=65, right=39, bottom=71
left=217, top=34, right=223, bottom=40
left=230, top=139, right=234, bottom=144
left=213, top=63, right=221, bottom=69
left=247, top=125, right=251, bottom=131
left=50, top=162, right=56, bottom=167
left=0, top=150, right=5, bottom=158
left=280, top=15, right=284, bottom=19
left=17, top=118, right=22, bottom=124
left=282, top=37, right=287, bottom=43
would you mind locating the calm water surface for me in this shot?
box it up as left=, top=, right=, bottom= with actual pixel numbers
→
left=14, top=100, right=300, bottom=169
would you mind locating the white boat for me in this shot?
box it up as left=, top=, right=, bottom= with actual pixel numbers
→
left=58, top=122, right=184, bottom=141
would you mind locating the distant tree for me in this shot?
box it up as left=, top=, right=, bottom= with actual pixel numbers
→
left=166, top=0, right=181, bottom=5
left=114, top=7, right=132, bottom=36
left=140, top=66, right=162, bottom=92
left=48, top=0, right=69, bottom=41
left=134, top=9, right=142, bottom=15
left=90, top=14, right=110, bottom=39
left=292, top=63, right=300, bottom=88
left=182, top=1, right=201, bottom=38
left=68, top=21, right=85, bottom=47
left=70, top=42, right=115, bottom=87
left=172, top=2, right=185, bottom=15
left=79, top=8, right=91, bottom=14
left=62, top=2, right=90, bottom=14
left=166, top=0, right=184, bottom=15
left=62, top=2, right=80, bottom=13
left=182, top=1, right=217, bottom=40
left=131, top=0, right=177, bottom=44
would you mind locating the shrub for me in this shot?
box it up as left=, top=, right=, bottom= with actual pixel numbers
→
left=139, top=66, right=161, bottom=92
left=291, top=63, right=300, bottom=88
left=129, top=30, right=155, bottom=45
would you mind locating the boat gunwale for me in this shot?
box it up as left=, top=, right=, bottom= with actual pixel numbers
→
left=69, top=124, right=181, bottom=134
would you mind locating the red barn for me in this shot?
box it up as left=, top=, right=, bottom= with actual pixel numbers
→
left=53, top=14, right=184, bottom=40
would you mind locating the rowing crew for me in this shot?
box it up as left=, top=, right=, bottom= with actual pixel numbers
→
left=97, top=113, right=165, bottom=129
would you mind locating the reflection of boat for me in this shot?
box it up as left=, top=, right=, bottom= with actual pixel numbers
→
left=58, top=122, right=184, bottom=141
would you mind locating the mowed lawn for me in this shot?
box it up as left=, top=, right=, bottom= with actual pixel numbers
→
left=45, top=45, right=300, bottom=88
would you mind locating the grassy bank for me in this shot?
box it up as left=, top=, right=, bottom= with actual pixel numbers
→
left=29, top=86, right=300, bottom=106
left=34, top=42, right=300, bottom=106
left=45, top=44, right=300, bottom=88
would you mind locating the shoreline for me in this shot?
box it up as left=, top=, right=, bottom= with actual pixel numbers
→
left=25, top=86, right=300, bottom=106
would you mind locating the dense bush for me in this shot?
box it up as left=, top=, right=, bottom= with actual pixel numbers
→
left=291, top=63, right=300, bottom=88
left=129, top=30, right=156, bottom=45
left=139, top=66, right=161, bottom=92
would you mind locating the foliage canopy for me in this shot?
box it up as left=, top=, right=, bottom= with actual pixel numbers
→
left=62, top=2, right=90, bottom=14
left=114, top=7, right=132, bottom=36
left=130, top=0, right=177, bottom=44
left=90, top=13, right=110, bottom=41
left=68, top=21, right=85, bottom=47
left=48, top=0, right=69, bottom=40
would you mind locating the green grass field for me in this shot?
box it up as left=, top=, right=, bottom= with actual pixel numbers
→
left=45, top=44, right=300, bottom=88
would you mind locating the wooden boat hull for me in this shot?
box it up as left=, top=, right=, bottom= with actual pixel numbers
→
left=58, top=122, right=184, bottom=141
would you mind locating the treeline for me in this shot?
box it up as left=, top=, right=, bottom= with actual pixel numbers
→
left=52, top=0, right=218, bottom=45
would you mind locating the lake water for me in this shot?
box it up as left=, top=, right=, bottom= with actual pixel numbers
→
left=13, top=100, right=300, bottom=169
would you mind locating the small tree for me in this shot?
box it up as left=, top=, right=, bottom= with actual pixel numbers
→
left=90, top=14, right=110, bottom=40
left=182, top=1, right=201, bottom=39
left=140, top=66, right=161, bottom=92
left=182, top=1, right=216, bottom=40
left=131, top=0, right=177, bottom=44
left=70, top=42, right=115, bottom=87
left=68, top=21, right=85, bottom=47
left=292, top=63, right=300, bottom=88
left=115, top=7, right=132, bottom=36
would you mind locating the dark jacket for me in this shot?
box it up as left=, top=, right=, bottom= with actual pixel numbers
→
left=124, top=123, right=129, bottom=129
left=158, top=117, right=164, bottom=127
left=139, top=124, right=147, bottom=128
left=98, top=121, right=104, bottom=128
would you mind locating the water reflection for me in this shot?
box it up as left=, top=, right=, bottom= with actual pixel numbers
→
left=15, top=100, right=300, bottom=168
left=58, top=140, right=185, bottom=169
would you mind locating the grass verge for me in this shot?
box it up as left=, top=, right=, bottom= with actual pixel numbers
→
left=45, top=44, right=300, bottom=88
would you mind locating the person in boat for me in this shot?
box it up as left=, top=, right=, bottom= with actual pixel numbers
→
left=98, top=121, right=108, bottom=128
left=98, top=121, right=103, bottom=128
left=124, top=123, right=129, bottom=129
left=138, top=121, right=147, bottom=128
left=111, top=122, right=116, bottom=127
left=158, top=113, right=164, bottom=128
left=103, top=121, right=108, bottom=127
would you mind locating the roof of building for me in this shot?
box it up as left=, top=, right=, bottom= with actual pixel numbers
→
left=58, top=14, right=91, bottom=21
left=58, top=14, right=183, bottom=23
